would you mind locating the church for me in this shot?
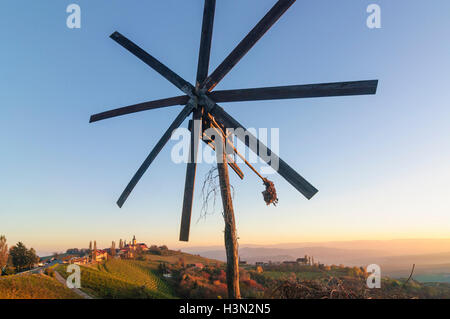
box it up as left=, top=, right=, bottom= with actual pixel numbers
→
left=119, top=235, right=148, bottom=259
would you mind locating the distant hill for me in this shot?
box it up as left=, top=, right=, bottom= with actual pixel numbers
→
left=186, top=246, right=387, bottom=265
left=183, top=238, right=450, bottom=256
left=182, top=239, right=450, bottom=280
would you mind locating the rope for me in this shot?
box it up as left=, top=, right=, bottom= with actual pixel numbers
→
left=206, top=113, right=278, bottom=206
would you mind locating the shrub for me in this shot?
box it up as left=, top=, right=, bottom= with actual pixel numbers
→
left=44, top=268, right=55, bottom=278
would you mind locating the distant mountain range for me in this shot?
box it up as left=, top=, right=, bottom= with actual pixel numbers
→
left=182, top=239, right=450, bottom=279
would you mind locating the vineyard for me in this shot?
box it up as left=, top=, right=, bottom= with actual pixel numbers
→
left=0, top=273, right=81, bottom=299
left=57, top=259, right=175, bottom=299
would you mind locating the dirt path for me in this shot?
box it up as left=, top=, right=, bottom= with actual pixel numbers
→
left=54, top=270, right=94, bottom=299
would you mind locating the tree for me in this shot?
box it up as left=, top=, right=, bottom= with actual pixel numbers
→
left=9, top=242, right=37, bottom=272
left=177, top=257, right=186, bottom=268
left=66, top=248, right=80, bottom=255
left=136, top=245, right=145, bottom=260
left=0, top=235, right=8, bottom=274
left=27, top=248, right=39, bottom=269
left=119, top=239, right=123, bottom=249
left=158, top=262, right=165, bottom=274
left=89, top=241, right=92, bottom=252
left=92, top=240, right=97, bottom=261
left=149, top=245, right=161, bottom=255
left=110, top=241, right=116, bottom=257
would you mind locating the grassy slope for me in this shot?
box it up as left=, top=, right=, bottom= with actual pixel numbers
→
left=145, top=251, right=222, bottom=266
left=57, top=259, right=176, bottom=299
left=102, top=259, right=173, bottom=296
left=0, top=274, right=81, bottom=299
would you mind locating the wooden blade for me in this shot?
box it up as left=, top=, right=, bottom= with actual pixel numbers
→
left=179, top=108, right=202, bottom=242
left=89, top=95, right=189, bottom=123
left=196, top=0, right=216, bottom=85
left=209, top=80, right=379, bottom=103
left=202, top=0, right=296, bottom=91
left=208, top=104, right=318, bottom=199
left=117, top=102, right=195, bottom=208
left=180, top=0, right=217, bottom=241
left=110, top=32, right=195, bottom=95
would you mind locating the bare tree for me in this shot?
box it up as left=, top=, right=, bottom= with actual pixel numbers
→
left=0, top=235, right=8, bottom=273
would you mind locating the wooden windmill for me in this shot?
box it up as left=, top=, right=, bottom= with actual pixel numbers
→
left=90, top=0, right=378, bottom=298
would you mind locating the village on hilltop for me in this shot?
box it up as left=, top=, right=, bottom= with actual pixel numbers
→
left=47, top=235, right=152, bottom=265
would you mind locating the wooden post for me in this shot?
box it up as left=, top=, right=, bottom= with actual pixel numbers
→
left=216, top=134, right=241, bottom=299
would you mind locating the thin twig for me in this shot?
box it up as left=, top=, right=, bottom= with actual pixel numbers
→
left=404, top=264, right=415, bottom=285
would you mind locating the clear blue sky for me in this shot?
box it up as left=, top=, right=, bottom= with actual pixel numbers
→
left=1, top=0, right=449, bottom=256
